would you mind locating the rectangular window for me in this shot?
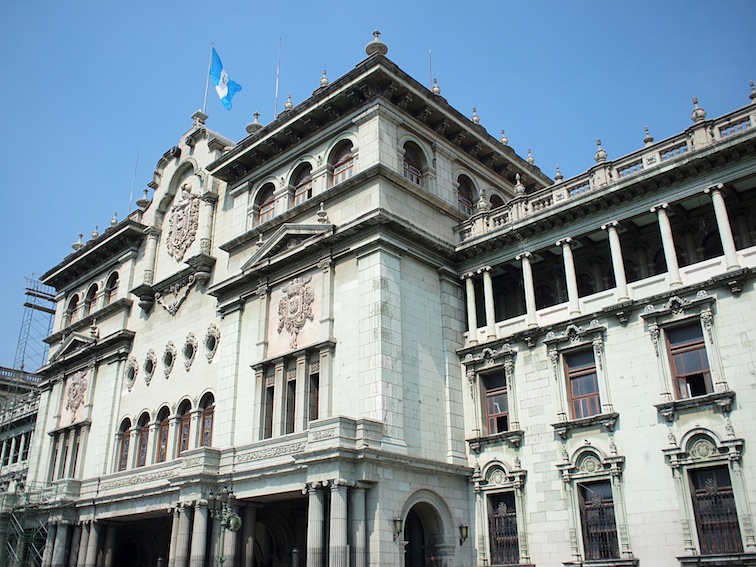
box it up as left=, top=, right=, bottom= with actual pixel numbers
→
left=11, top=435, right=21, bottom=464
left=666, top=323, right=712, bottom=399
left=482, top=373, right=508, bottom=434
left=690, top=466, right=743, bottom=554
left=294, top=180, right=313, bottom=205
left=21, top=432, right=31, bottom=461
left=263, top=383, right=274, bottom=439
left=201, top=406, right=214, bottom=447
left=156, top=421, right=169, bottom=463
left=118, top=433, right=130, bottom=471
left=565, top=349, right=601, bottom=419
left=488, top=492, right=519, bottom=564
left=137, top=425, right=149, bottom=467
left=308, top=371, right=320, bottom=422
left=578, top=480, right=619, bottom=560
left=285, top=377, right=296, bottom=434
left=178, top=413, right=191, bottom=456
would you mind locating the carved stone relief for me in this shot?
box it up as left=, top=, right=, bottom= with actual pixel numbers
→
left=156, top=275, right=196, bottom=316
left=65, top=369, right=88, bottom=422
left=277, top=276, right=314, bottom=349
left=166, top=182, right=200, bottom=261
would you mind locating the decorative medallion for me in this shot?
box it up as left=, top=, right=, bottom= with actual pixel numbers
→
left=163, top=342, right=177, bottom=377
left=277, top=276, right=314, bottom=349
left=166, top=183, right=200, bottom=261
left=143, top=349, right=157, bottom=385
left=579, top=454, right=601, bottom=474
left=125, top=357, right=139, bottom=391
left=205, top=323, right=221, bottom=362
left=183, top=333, right=198, bottom=371
left=690, top=438, right=715, bottom=459
left=488, top=467, right=506, bottom=486
left=155, top=274, right=196, bottom=316
left=65, top=369, right=88, bottom=421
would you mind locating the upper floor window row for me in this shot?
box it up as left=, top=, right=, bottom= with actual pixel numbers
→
left=64, top=271, right=121, bottom=327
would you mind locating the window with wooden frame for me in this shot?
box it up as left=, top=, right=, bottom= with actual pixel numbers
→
left=136, top=413, right=150, bottom=467
left=565, top=349, right=601, bottom=419
left=66, top=295, right=80, bottom=326
left=689, top=466, right=743, bottom=554
left=257, top=183, right=276, bottom=225
left=665, top=322, right=713, bottom=399
left=117, top=418, right=131, bottom=471
left=156, top=408, right=170, bottom=463
left=457, top=175, right=475, bottom=216
left=285, top=372, right=296, bottom=434
left=177, top=401, right=192, bottom=457
left=308, top=365, right=320, bottom=422
left=482, top=372, right=509, bottom=435
left=293, top=164, right=313, bottom=206
left=262, top=377, right=274, bottom=439
left=331, top=141, right=354, bottom=186
left=200, top=394, right=214, bottom=447
left=105, top=272, right=119, bottom=305
left=578, top=480, right=620, bottom=560
left=403, top=143, right=423, bottom=186
left=488, top=491, right=519, bottom=564
left=83, top=284, right=98, bottom=317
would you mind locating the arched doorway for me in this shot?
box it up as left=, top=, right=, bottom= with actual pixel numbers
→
left=404, top=502, right=444, bottom=567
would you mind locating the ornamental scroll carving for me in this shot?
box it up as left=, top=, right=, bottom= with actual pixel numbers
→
left=65, top=369, right=88, bottom=421
left=166, top=183, right=200, bottom=261
left=277, top=276, right=314, bottom=349
left=156, top=275, right=196, bottom=316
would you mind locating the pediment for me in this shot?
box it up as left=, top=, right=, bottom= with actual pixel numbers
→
left=51, top=332, right=96, bottom=362
left=241, top=223, right=333, bottom=273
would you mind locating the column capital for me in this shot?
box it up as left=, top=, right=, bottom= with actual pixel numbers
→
left=476, top=266, right=493, bottom=275
left=650, top=203, right=669, bottom=214
left=461, top=272, right=476, bottom=281
left=601, top=220, right=619, bottom=231
left=515, top=251, right=532, bottom=261
left=556, top=237, right=573, bottom=248
left=703, top=182, right=725, bottom=195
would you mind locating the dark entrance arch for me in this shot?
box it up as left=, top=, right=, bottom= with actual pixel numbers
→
left=403, top=502, right=444, bottom=567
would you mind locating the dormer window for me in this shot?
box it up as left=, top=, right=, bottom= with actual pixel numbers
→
left=403, top=142, right=424, bottom=186
left=331, top=141, right=354, bottom=186
left=257, top=183, right=276, bottom=225
left=293, top=164, right=313, bottom=206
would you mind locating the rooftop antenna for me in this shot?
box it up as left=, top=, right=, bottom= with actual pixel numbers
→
left=429, top=49, right=433, bottom=90
left=274, top=38, right=282, bottom=117
left=127, top=150, right=140, bottom=214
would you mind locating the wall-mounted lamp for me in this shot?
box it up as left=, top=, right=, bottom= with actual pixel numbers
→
left=393, top=517, right=404, bottom=540
left=459, top=523, right=469, bottom=545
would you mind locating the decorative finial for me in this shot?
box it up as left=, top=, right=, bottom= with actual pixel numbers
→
left=317, top=202, right=328, bottom=224
left=643, top=126, right=654, bottom=146
left=526, top=149, right=535, bottom=166
left=514, top=173, right=526, bottom=196
left=499, top=129, right=508, bottom=146
left=749, top=81, right=756, bottom=103
left=365, top=30, right=388, bottom=56
left=320, top=69, right=329, bottom=88
left=110, top=212, right=118, bottom=227
left=431, top=78, right=441, bottom=96
left=555, top=164, right=563, bottom=181
left=246, top=111, right=263, bottom=134
left=256, top=233, right=264, bottom=248
left=136, top=188, right=151, bottom=211
left=284, top=94, right=293, bottom=111
left=471, top=108, right=480, bottom=125
left=191, top=110, right=208, bottom=127
left=72, top=233, right=84, bottom=251
left=91, top=225, right=99, bottom=239
left=594, top=139, right=607, bottom=163
left=691, top=97, right=706, bottom=122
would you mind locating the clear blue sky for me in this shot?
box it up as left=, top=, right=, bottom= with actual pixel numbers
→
left=1, top=1, right=754, bottom=370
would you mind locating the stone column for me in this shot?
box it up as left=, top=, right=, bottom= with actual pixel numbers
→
left=199, top=192, right=217, bottom=255
left=189, top=500, right=209, bottom=567
left=462, top=273, right=478, bottom=345
left=175, top=503, right=193, bottom=567
left=517, top=253, right=537, bottom=327
left=8, top=436, right=18, bottom=466
left=67, top=523, right=81, bottom=567
left=42, top=521, right=57, bottom=567
left=705, top=184, right=740, bottom=271
left=84, top=522, right=102, bottom=567
left=241, top=504, right=259, bottom=567
left=17, top=432, right=28, bottom=464
left=651, top=204, right=682, bottom=287
left=64, top=429, right=79, bottom=478
left=602, top=221, right=629, bottom=301
left=0, top=438, right=8, bottom=467
left=557, top=238, right=581, bottom=316
left=349, top=486, right=367, bottom=567
left=102, top=523, right=116, bottom=567
left=329, top=482, right=348, bottom=567
left=76, top=522, right=90, bottom=567
left=479, top=266, right=497, bottom=339
left=51, top=521, right=70, bottom=567
left=142, top=228, right=160, bottom=286
left=222, top=505, right=239, bottom=567
left=306, top=483, right=325, bottom=567
left=75, top=425, right=89, bottom=478
left=168, top=507, right=181, bottom=567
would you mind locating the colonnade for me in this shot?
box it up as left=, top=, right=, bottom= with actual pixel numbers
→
left=462, top=185, right=740, bottom=344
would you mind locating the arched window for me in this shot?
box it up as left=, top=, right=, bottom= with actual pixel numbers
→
left=293, top=164, right=313, bottom=206
left=331, top=141, right=354, bottom=186
left=257, top=183, right=276, bottom=225
left=66, top=295, right=80, bottom=326
left=457, top=175, right=475, bottom=215
left=83, top=284, right=98, bottom=317
left=136, top=413, right=150, bottom=467
left=155, top=407, right=170, bottom=463
left=117, top=418, right=131, bottom=471
left=177, top=400, right=192, bottom=457
left=105, top=272, right=119, bottom=305
left=490, top=193, right=505, bottom=209
left=403, top=142, right=424, bottom=186
left=200, top=394, right=215, bottom=447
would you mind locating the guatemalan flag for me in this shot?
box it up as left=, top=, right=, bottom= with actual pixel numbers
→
left=209, top=48, right=242, bottom=110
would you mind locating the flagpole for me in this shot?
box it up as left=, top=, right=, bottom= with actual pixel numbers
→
left=203, top=43, right=214, bottom=114
left=274, top=38, right=281, bottom=118
left=127, top=150, right=140, bottom=215
left=429, top=49, right=433, bottom=90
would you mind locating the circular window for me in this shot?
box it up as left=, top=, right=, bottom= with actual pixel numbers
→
left=164, top=351, right=174, bottom=368
left=205, top=334, right=216, bottom=354
left=184, top=343, right=194, bottom=360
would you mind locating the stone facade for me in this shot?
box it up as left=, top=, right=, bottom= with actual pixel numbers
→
left=7, top=34, right=756, bottom=567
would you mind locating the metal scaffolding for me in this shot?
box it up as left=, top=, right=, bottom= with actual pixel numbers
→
left=13, top=278, right=55, bottom=374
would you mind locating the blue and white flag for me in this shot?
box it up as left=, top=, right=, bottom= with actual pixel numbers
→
left=209, top=48, right=242, bottom=110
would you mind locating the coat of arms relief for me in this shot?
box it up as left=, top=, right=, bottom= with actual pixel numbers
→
left=65, top=368, right=88, bottom=423
left=277, top=276, right=315, bottom=349
left=166, top=182, right=200, bottom=261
